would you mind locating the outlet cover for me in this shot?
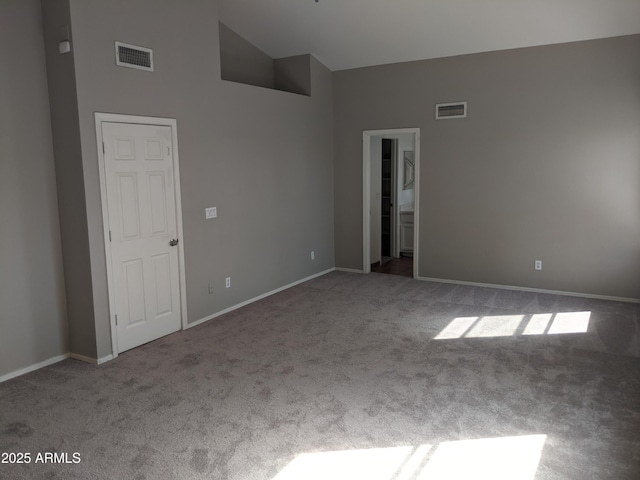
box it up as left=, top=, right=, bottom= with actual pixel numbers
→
left=208, top=283, right=214, bottom=294
left=205, top=207, right=217, bottom=219
left=225, top=277, right=231, bottom=288
left=535, top=260, right=542, bottom=271
left=311, top=251, right=315, bottom=260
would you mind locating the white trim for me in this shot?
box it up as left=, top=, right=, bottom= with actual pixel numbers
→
left=363, top=128, right=420, bottom=278
left=68, top=353, right=115, bottom=365
left=335, top=267, right=365, bottom=274
left=186, top=268, right=335, bottom=330
left=1, top=351, right=117, bottom=383
left=68, top=353, right=97, bottom=364
left=97, top=354, right=115, bottom=364
left=412, top=131, right=421, bottom=279
left=416, top=275, right=640, bottom=304
left=95, top=113, right=188, bottom=359
left=0, top=354, right=70, bottom=383
left=362, top=135, right=371, bottom=274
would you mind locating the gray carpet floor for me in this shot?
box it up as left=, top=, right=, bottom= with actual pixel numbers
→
left=1, top=271, right=639, bottom=480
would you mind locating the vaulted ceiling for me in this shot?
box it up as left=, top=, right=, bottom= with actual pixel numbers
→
left=218, top=0, right=640, bottom=71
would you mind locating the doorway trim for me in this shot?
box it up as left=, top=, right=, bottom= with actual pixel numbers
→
left=363, top=128, right=420, bottom=277
left=95, top=113, right=188, bottom=358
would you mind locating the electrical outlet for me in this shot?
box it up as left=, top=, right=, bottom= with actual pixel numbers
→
left=205, top=207, right=217, bottom=219
left=535, top=260, right=542, bottom=271
left=225, top=277, right=231, bottom=288
left=311, top=251, right=315, bottom=260
left=208, top=283, right=214, bottom=294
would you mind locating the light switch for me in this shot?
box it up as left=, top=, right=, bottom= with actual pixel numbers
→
left=205, top=207, right=217, bottom=219
left=58, top=40, right=71, bottom=54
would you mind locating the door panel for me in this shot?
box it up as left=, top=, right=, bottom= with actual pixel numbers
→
left=102, top=122, right=181, bottom=352
left=151, top=253, right=173, bottom=316
left=117, top=173, right=141, bottom=240
left=123, top=259, right=145, bottom=326
left=148, top=172, right=168, bottom=234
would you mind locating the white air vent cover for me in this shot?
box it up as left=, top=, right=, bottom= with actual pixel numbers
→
left=115, top=42, right=153, bottom=71
left=436, top=102, right=467, bottom=119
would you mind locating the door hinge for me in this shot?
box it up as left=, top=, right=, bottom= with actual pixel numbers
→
left=115, top=314, right=118, bottom=325
left=109, top=230, right=112, bottom=242
left=167, top=146, right=171, bottom=156
left=102, top=142, right=105, bottom=154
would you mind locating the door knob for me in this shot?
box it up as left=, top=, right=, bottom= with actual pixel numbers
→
left=169, top=239, right=179, bottom=247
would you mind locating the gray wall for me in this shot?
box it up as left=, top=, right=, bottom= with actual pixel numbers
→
left=65, top=0, right=334, bottom=357
left=275, top=55, right=311, bottom=96
left=334, top=35, right=640, bottom=299
left=219, top=22, right=275, bottom=90
left=41, top=0, right=97, bottom=359
left=0, top=0, right=68, bottom=377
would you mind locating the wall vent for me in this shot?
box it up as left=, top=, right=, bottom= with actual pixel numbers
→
left=436, top=102, right=467, bottom=120
left=115, top=42, right=153, bottom=71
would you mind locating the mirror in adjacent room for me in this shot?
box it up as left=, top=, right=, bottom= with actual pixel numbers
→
left=403, top=151, right=414, bottom=189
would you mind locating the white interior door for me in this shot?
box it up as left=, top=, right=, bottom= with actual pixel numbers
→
left=102, top=122, right=181, bottom=352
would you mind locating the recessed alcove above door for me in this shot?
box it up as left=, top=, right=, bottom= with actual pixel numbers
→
left=218, top=22, right=311, bottom=96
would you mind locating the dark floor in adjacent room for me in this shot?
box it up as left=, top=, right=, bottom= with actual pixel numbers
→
left=1, top=271, right=639, bottom=479
left=371, top=255, right=413, bottom=277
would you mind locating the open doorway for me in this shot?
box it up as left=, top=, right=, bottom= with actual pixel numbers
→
left=363, top=128, right=420, bottom=279
left=371, top=138, right=397, bottom=267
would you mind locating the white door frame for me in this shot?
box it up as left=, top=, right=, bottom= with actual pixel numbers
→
left=95, top=113, right=188, bottom=358
left=363, top=128, right=420, bottom=277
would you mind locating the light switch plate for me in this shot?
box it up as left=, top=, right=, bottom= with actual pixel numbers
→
left=58, top=40, right=71, bottom=54
left=205, top=207, right=217, bottom=219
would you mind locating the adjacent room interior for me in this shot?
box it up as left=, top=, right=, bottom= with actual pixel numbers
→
left=1, top=1, right=639, bottom=479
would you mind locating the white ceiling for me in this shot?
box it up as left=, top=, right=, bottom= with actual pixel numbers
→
left=218, top=0, right=640, bottom=71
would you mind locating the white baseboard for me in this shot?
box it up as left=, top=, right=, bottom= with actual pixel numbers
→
left=335, top=267, right=365, bottom=274
left=1, top=351, right=117, bottom=383
left=0, top=353, right=70, bottom=383
left=416, top=275, right=640, bottom=304
left=187, top=268, right=336, bottom=330
left=68, top=353, right=96, bottom=364
left=3, top=269, right=338, bottom=381
left=68, top=353, right=114, bottom=365
left=97, top=354, right=114, bottom=364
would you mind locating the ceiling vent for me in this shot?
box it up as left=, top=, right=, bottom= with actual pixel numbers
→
left=115, top=42, right=153, bottom=72
left=436, top=102, right=467, bottom=120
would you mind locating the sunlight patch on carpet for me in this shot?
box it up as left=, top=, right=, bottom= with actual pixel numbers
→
left=272, top=445, right=430, bottom=480
left=435, top=312, right=591, bottom=339
left=272, top=435, right=546, bottom=480
left=418, top=434, right=547, bottom=480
